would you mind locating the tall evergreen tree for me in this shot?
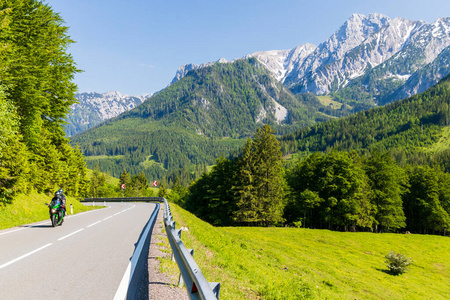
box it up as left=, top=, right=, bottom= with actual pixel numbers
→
left=2, top=0, right=78, bottom=148
left=232, top=138, right=258, bottom=224
left=233, top=125, right=286, bottom=225
left=131, top=172, right=148, bottom=197
left=252, top=124, right=286, bottom=225
left=0, top=0, right=87, bottom=198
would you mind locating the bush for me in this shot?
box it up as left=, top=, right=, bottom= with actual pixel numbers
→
left=385, top=251, right=413, bottom=275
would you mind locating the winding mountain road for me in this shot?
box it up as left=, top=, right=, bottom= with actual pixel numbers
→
left=0, top=202, right=157, bottom=299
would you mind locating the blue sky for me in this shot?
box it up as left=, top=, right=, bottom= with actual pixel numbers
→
left=45, top=0, right=450, bottom=96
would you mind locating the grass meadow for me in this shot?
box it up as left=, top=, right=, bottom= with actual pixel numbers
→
left=163, top=203, right=450, bottom=300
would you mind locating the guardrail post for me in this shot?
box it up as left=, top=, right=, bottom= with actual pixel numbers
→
left=178, top=249, right=194, bottom=287
left=209, top=282, right=221, bottom=298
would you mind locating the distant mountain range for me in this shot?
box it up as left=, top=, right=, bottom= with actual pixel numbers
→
left=69, top=13, right=450, bottom=184
left=71, top=59, right=333, bottom=182
left=173, top=13, right=450, bottom=106
left=65, top=91, right=150, bottom=136
left=68, top=14, right=450, bottom=138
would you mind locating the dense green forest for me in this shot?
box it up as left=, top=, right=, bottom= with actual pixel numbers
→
left=71, top=58, right=351, bottom=185
left=0, top=0, right=88, bottom=202
left=182, top=125, right=450, bottom=235
left=280, top=74, right=450, bottom=171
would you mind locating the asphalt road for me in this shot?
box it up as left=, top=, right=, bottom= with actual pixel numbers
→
left=0, top=202, right=157, bottom=299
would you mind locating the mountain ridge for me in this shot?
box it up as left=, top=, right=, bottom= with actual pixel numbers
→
left=65, top=91, right=150, bottom=136
left=171, top=13, right=450, bottom=107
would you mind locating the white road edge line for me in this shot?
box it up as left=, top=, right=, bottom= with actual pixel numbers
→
left=103, top=216, right=113, bottom=221
left=87, top=221, right=102, bottom=228
left=114, top=204, right=156, bottom=299
left=58, top=229, right=84, bottom=241
left=68, top=205, right=111, bottom=218
left=0, top=227, right=27, bottom=236
left=114, top=262, right=131, bottom=300
left=0, top=243, right=53, bottom=270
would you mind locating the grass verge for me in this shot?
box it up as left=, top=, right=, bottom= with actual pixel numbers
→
left=168, top=203, right=450, bottom=300
left=0, top=192, right=100, bottom=230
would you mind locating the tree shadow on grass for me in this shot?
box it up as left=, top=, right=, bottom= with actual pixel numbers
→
left=376, top=268, right=402, bottom=276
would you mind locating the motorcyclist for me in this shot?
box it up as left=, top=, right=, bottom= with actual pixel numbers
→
left=53, top=188, right=66, bottom=220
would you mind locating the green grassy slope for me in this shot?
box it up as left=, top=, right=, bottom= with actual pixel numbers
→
left=167, top=203, right=450, bottom=300
left=0, top=192, right=98, bottom=230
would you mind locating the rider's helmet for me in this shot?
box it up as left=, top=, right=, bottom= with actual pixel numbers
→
left=55, top=190, right=61, bottom=196
left=58, top=188, right=63, bottom=194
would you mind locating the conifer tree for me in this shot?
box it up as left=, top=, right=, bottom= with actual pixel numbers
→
left=157, top=183, right=168, bottom=198
left=252, top=124, right=286, bottom=225
left=119, top=169, right=133, bottom=197
left=0, top=1, right=86, bottom=198
left=233, top=138, right=258, bottom=224
left=131, top=172, right=148, bottom=196
left=233, top=125, right=286, bottom=225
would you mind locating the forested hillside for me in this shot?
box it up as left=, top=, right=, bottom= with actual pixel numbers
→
left=280, top=74, right=450, bottom=170
left=0, top=0, right=88, bottom=202
left=72, top=58, right=343, bottom=184
left=184, top=125, right=450, bottom=235
left=181, top=73, right=450, bottom=235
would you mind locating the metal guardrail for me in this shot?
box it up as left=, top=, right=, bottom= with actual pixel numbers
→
left=162, top=198, right=221, bottom=300
left=81, top=197, right=161, bottom=203
left=81, top=197, right=221, bottom=299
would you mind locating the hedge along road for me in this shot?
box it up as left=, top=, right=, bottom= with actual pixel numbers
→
left=0, top=202, right=158, bottom=299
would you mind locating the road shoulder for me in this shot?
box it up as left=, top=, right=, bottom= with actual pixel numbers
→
left=146, top=206, right=188, bottom=300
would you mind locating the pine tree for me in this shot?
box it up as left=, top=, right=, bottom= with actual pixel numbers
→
left=233, top=138, right=258, bottom=224
left=131, top=172, right=148, bottom=196
left=233, top=125, right=286, bottom=226
left=119, top=169, right=133, bottom=197
left=252, top=124, right=286, bottom=225
left=157, top=183, right=168, bottom=198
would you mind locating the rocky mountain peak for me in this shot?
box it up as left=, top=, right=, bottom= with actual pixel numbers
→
left=64, top=91, right=151, bottom=136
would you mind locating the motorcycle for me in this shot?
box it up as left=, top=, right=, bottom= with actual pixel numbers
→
left=45, top=197, right=65, bottom=227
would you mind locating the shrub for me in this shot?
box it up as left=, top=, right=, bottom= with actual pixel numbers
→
left=385, top=251, right=413, bottom=275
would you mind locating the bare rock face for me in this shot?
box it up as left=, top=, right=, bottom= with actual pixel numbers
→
left=65, top=91, right=151, bottom=136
